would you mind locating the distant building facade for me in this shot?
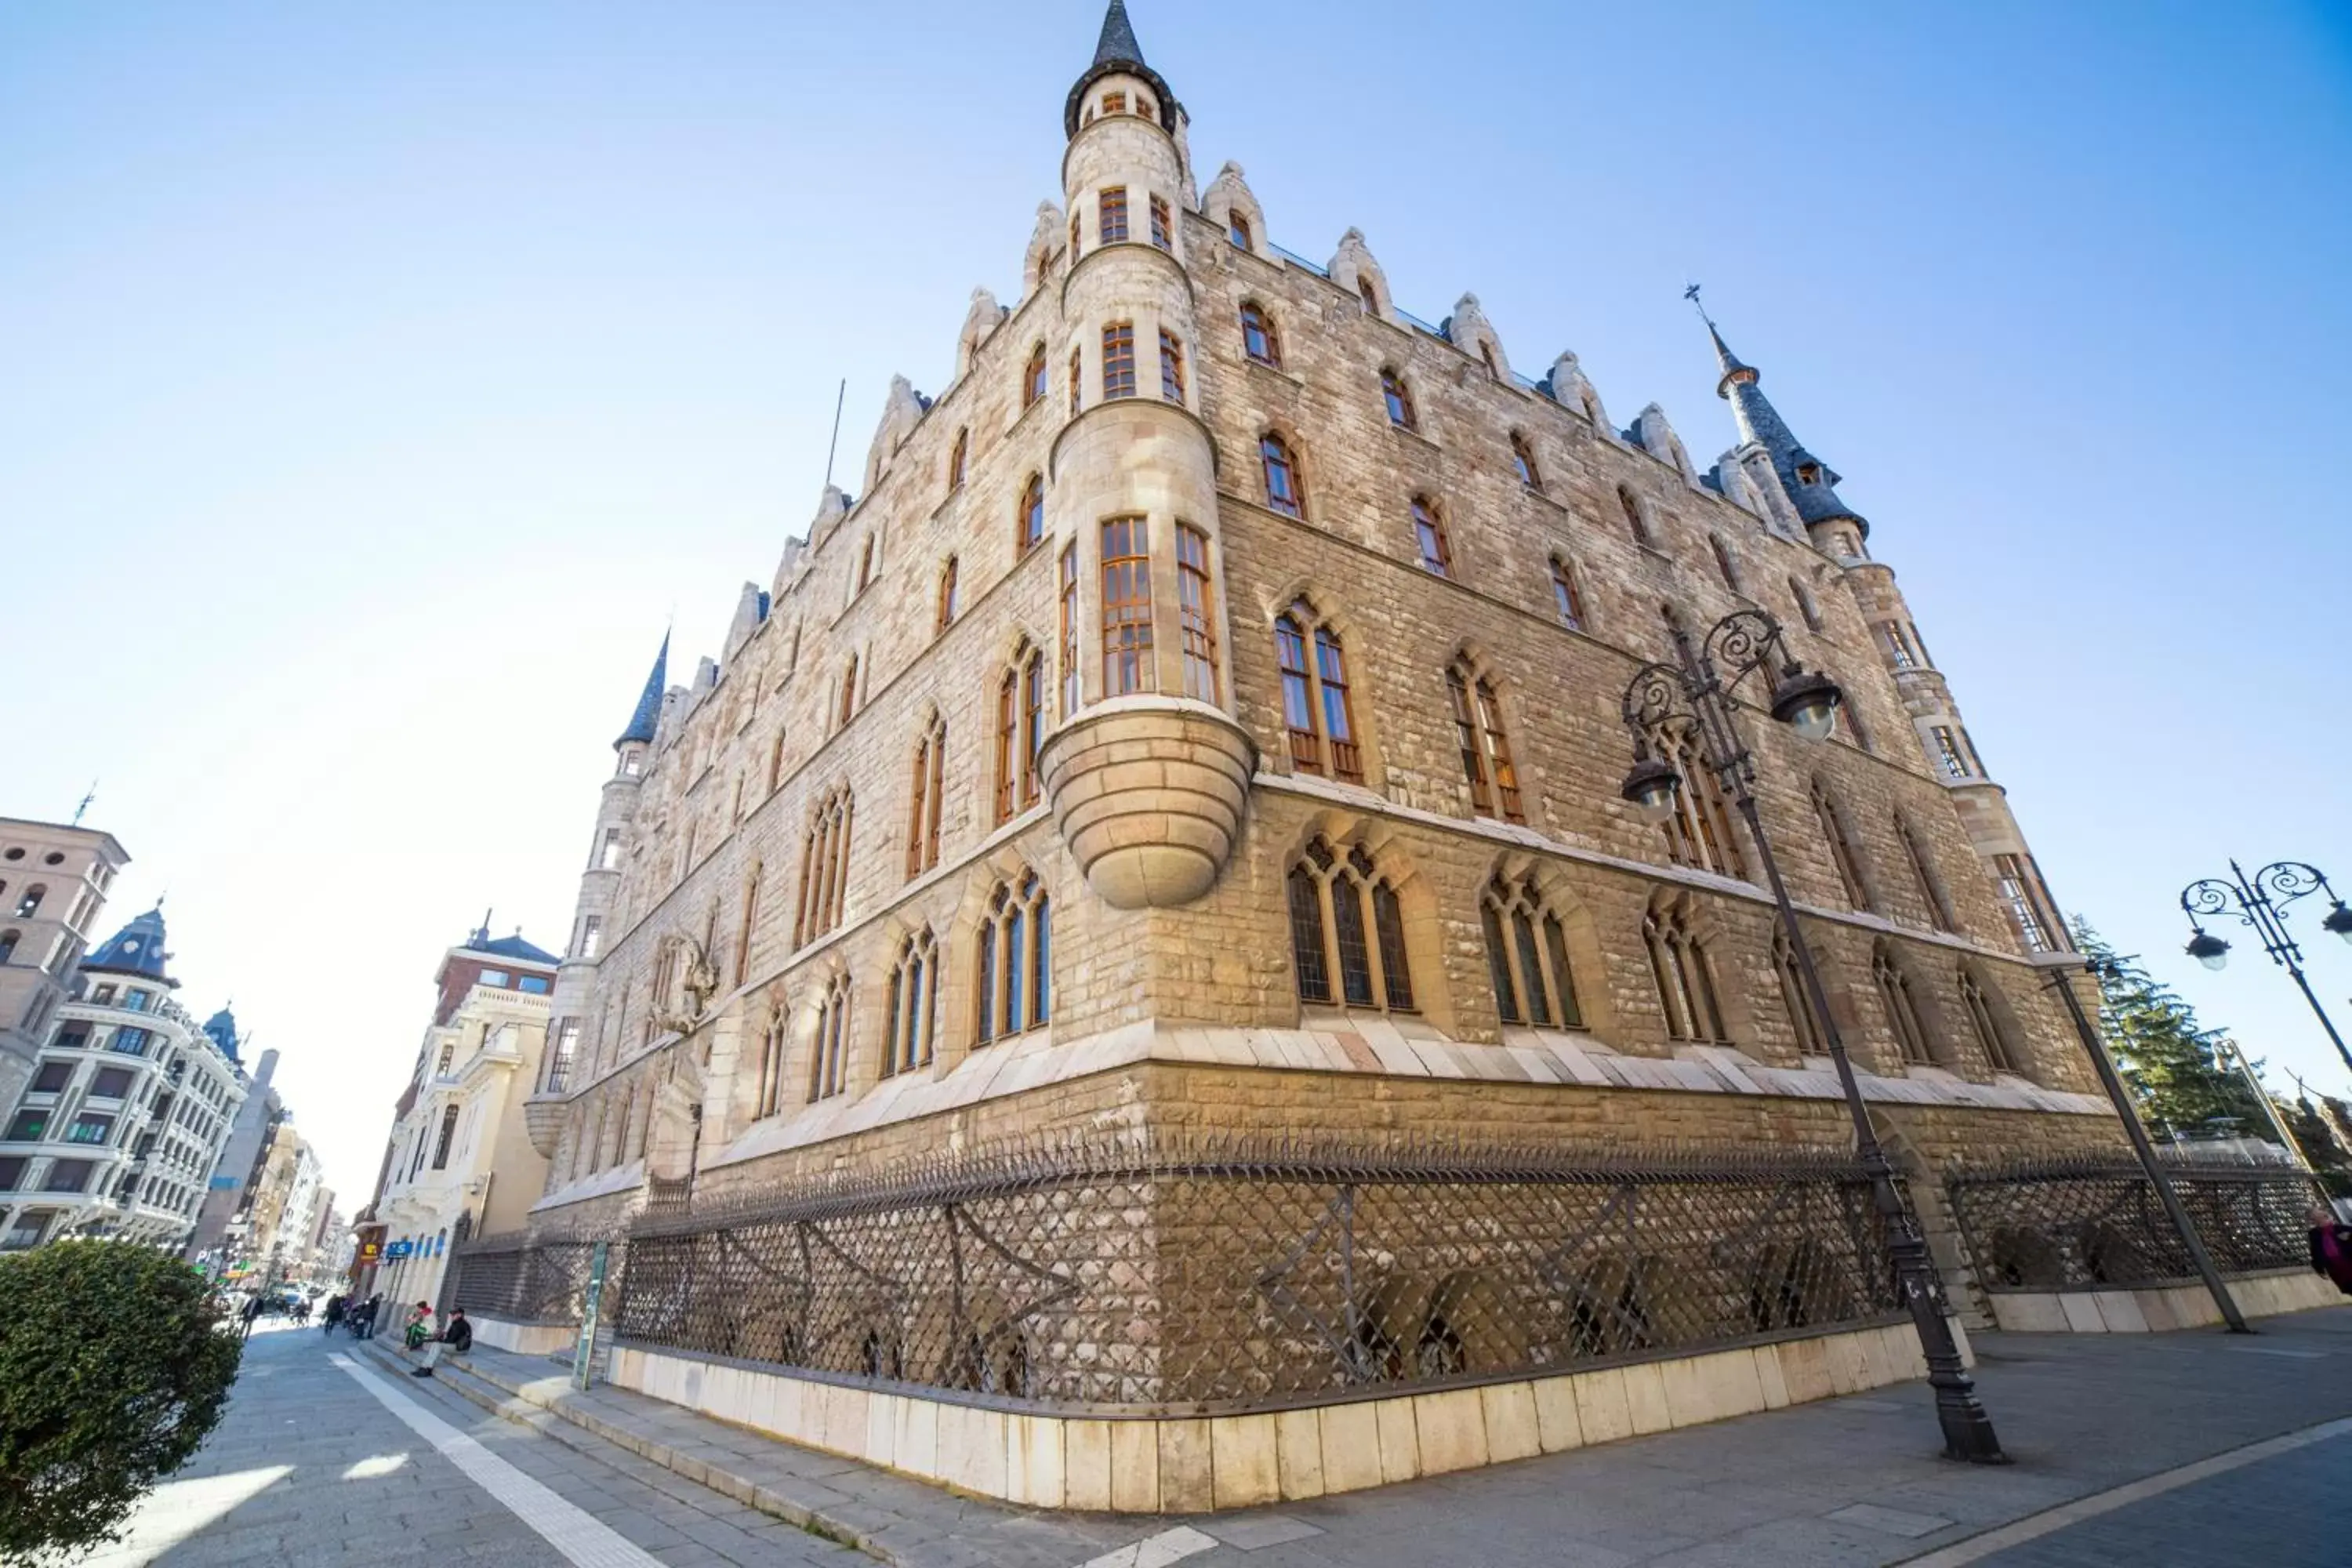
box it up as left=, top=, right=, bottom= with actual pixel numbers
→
left=187, top=1044, right=283, bottom=1267
left=368, top=924, right=560, bottom=1309
left=0, top=817, right=129, bottom=1111
left=0, top=909, right=245, bottom=1251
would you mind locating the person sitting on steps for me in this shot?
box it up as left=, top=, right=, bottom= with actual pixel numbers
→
left=412, top=1307, right=472, bottom=1377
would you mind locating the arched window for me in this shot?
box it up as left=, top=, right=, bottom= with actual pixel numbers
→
left=1657, top=733, right=1744, bottom=878
left=1410, top=496, right=1453, bottom=577
left=1381, top=369, right=1417, bottom=430
left=1479, top=342, right=1500, bottom=382
left=735, top=861, right=762, bottom=985
left=1058, top=543, right=1080, bottom=714
left=13, top=886, right=44, bottom=920
left=1229, top=212, right=1252, bottom=250
left=975, top=873, right=1051, bottom=1044
left=947, top=428, right=968, bottom=491
left=1549, top=556, right=1584, bottom=631
left=1098, top=186, right=1128, bottom=245
left=1175, top=524, right=1218, bottom=702
left=1240, top=303, right=1281, bottom=368
left=993, top=642, right=1046, bottom=822
left=906, top=717, right=945, bottom=879
left=1710, top=536, right=1744, bottom=594
left=1790, top=576, right=1824, bottom=632
left=1068, top=347, right=1082, bottom=415
left=1100, top=517, right=1153, bottom=695
left=752, top=1010, right=788, bottom=1120
left=808, top=971, right=852, bottom=1101
left=1286, top=838, right=1414, bottom=1012
left=792, top=787, right=854, bottom=946
left=1895, top=817, right=1955, bottom=932
left=882, top=929, right=938, bottom=1077
left=1102, top=321, right=1137, bottom=399
left=935, top=556, right=959, bottom=633
left=1149, top=194, right=1172, bottom=250
left=1960, top=967, right=2020, bottom=1074
left=1022, top=342, right=1048, bottom=408
left=837, top=657, right=859, bottom=729
left=1275, top=601, right=1363, bottom=783
left=1445, top=658, right=1523, bottom=822
left=1873, top=942, right=1934, bottom=1065
left=1773, top=929, right=1829, bottom=1056
left=1260, top=433, right=1303, bottom=517
left=1646, top=900, right=1727, bottom=1044
left=1813, top=783, right=1871, bottom=910
left=1618, top=485, right=1653, bottom=546
left=1357, top=275, right=1378, bottom=315
left=769, top=725, right=789, bottom=794
left=1017, top=473, right=1046, bottom=553
left=856, top=535, right=876, bottom=592
left=0, top=930, right=16, bottom=965
left=1159, top=329, right=1185, bottom=403
left=1509, top=433, right=1540, bottom=488
left=1480, top=875, right=1582, bottom=1028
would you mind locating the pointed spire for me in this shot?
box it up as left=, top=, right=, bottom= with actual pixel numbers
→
left=1693, top=301, right=1867, bottom=535
left=1708, top=322, right=1756, bottom=397
left=615, top=631, right=668, bottom=750
left=1065, top=0, right=1177, bottom=137
left=1094, top=0, right=1144, bottom=67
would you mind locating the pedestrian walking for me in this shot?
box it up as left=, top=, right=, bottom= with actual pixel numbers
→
left=356, top=1293, right=381, bottom=1339
left=323, top=1294, right=346, bottom=1334
left=411, top=1308, right=472, bottom=1377
left=2309, top=1203, right=2352, bottom=1295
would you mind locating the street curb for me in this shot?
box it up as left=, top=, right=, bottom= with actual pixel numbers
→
left=350, top=1336, right=900, bottom=1564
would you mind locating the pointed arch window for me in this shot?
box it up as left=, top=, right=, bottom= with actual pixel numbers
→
left=1175, top=524, right=1218, bottom=702
left=974, top=873, right=1050, bottom=1044
left=1791, top=576, right=1824, bottom=631
left=1098, top=187, right=1128, bottom=245
left=1873, top=942, right=1934, bottom=1065
left=1549, top=556, right=1584, bottom=631
left=1445, top=658, right=1523, bottom=822
left=1773, top=929, right=1828, bottom=1056
left=1058, top=543, right=1080, bottom=714
left=993, top=642, right=1046, bottom=822
left=1710, top=536, right=1744, bottom=594
left=1960, top=967, right=2020, bottom=1074
left=1510, top=433, right=1540, bottom=488
left=906, top=717, right=945, bottom=879
left=1657, top=732, right=1744, bottom=878
left=1896, top=817, right=1955, bottom=932
left=1100, top=516, right=1153, bottom=695
left=1410, top=496, right=1453, bottom=577
left=1286, top=838, right=1414, bottom=1012
left=735, top=861, right=762, bottom=985
left=1017, top=473, right=1046, bottom=553
left=1646, top=901, right=1727, bottom=1043
left=769, top=726, right=789, bottom=794
left=1381, top=369, right=1417, bottom=430
left=946, top=428, right=968, bottom=492
left=1159, top=329, right=1185, bottom=403
left=1229, top=212, right=1252, bottom=250
left=1357, top=275, right=1378, bottom=315
left=1993, top=853, right=2059, bottom=954
left=1480, top=876, right=1583, bottom=1028
left=1022, top=342, right=1048, bottom=408
left=808, top=971, right=852, bottom=1101
left=1275, top=601, right=1362, bottom=783
left=752, top=1010, right=788, bottom=1120
left=1260, top=433, right=1303, bottom=517
left=1102, top=321, right=1137, bottom=399
left=792, top=787, right=854, bottom=946
left=882, top=929, right=938, bottom=1077
left=856, top=535, right=876, bottom=592
left=1813, top=782, right=1872, bottom=910
left=1618, top=485, right=1653, bottom=547
left=935, top=556, right=959, bottom=633
left=1240, top=303, right=1281, bottom=368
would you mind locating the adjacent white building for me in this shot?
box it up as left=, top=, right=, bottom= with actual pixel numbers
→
left=0, top=909, right=245, bottom=1251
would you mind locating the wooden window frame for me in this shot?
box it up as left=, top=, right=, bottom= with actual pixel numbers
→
left=1099, top=516, right=1153, bottom=695
left=935, top=556, right=958, bottom=633
left=1018, top=474, right=1046, bottom=553
left=1149, top=194, right=1171, bottom=250
left=1260, top=433, right=1302, bottom=517
left=1381, top=369, right=1417, bottom=430
left=1102, top=321, right=1137, bottom=400
left=1287, top=837, right=1414, bottom=1014
left=1240, top=303, right=1281, bottom=368
left=1023, top=343, right=1048, bottom=408
left=1411, top=496, right=1452, bottom=576
left=1159, top=328, right=1185, bottom=403
left=1098, top=187, right=1129, bottom=245
left=1175, top=523, right=1218, bottom=702
left=1550, top=556, right=1584, bottom=630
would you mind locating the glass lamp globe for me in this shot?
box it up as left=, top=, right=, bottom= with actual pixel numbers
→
left=1769, top=669, right=1842, bottom=742
left=2185, top=931, right=2230, bottom=971
left=1619, top=757, right=1682, bottom=825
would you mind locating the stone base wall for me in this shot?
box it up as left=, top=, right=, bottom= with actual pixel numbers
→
left=467, top=1314, right=579, bottom=1357
left=1986, top=1267, right=2343, bottom=1334
left=606, top=1318, right=1954, bottom=1512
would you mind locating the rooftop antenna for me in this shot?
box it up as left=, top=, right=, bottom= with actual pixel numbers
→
left=1683, top=282, right=1715, bottom=330
left=821, top=376, right=848, bottom=491
left=71, top=781, right=97, bottom=826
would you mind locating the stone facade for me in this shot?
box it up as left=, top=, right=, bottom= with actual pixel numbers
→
left=520, top=5, right=2120, bottom=1250
left=0, top=816, right=128, bottom=1112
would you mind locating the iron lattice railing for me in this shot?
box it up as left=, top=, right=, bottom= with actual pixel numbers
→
left=447, top=1231, right=622, bottom=1325
left=607, top=1136, right=1901, bottom=1416
left=1946, top=1155, right=2321, bottom=1292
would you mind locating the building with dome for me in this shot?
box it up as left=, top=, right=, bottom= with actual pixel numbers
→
left=0, top=907, right=245, bottom=1252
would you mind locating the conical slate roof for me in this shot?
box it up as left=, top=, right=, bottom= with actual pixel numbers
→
left=1708, top=319, right=1867, bottom=535
left=1065, top=0, right=1177, bottom=136
left=82, top=907, right=175, bottom=985
left=615, top=632, right=669, bottom=750
left=202, top=1006, right=241, bottom=1063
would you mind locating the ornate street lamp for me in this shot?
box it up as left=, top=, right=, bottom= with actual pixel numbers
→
left=1617, top=609, right=2006, bottom=1464
left=2179, top=862, right=2352, bottom=1076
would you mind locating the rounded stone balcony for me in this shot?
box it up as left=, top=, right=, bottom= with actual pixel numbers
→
left=1040, top=699, right=1254, bottom=909
left=523, top=1093, right=568, bottom=1159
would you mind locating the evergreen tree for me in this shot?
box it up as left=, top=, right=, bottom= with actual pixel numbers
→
left=2074, top=920, right=2271, bottom=1141
left=2279, top=1094, right=2352, bottom=1196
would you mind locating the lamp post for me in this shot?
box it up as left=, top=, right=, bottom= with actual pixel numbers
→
left=2045, top=956, right=2249, bottom=1331
left=1617, top=609, right=2005, bottom=1464
left=2180, top=862, right=2352, bottom=1077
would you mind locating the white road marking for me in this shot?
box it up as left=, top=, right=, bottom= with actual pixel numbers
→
left=1900, top=1414, right=2352, bottom=1566
left=1072, top=1525, right=1221, bottom=1568
left=329, top=1352, right=664, bottom=1568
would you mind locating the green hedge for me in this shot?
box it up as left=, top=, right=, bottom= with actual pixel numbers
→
left=0, top=1240, right=241, bottom=1561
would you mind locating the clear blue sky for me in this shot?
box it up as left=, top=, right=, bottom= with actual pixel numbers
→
left=5, top=2, right=2348, bottom=1203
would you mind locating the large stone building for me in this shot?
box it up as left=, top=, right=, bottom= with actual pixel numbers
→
left=520, top=3, right=2113, bottom=1251
left=187, top=1040, right=283, bottom=1267
left=0, top=909, right=245, bottom=1251
left=366, top=924, right=561, bottom=1309
left=0, top=816, right=129, bottom=1111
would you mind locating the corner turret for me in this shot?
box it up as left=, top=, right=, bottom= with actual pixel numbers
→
left=1708, top=318, right=1868, bottom=549
left=1065, top=0, right=1179, bottom=138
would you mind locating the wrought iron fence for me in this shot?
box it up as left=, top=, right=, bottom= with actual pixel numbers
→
left=608, top=1136, right=1900, bottom=1416
left=447, top=1231, right=622, bottom=1325
left=1946, top=1155, right=2321, bottom=1292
